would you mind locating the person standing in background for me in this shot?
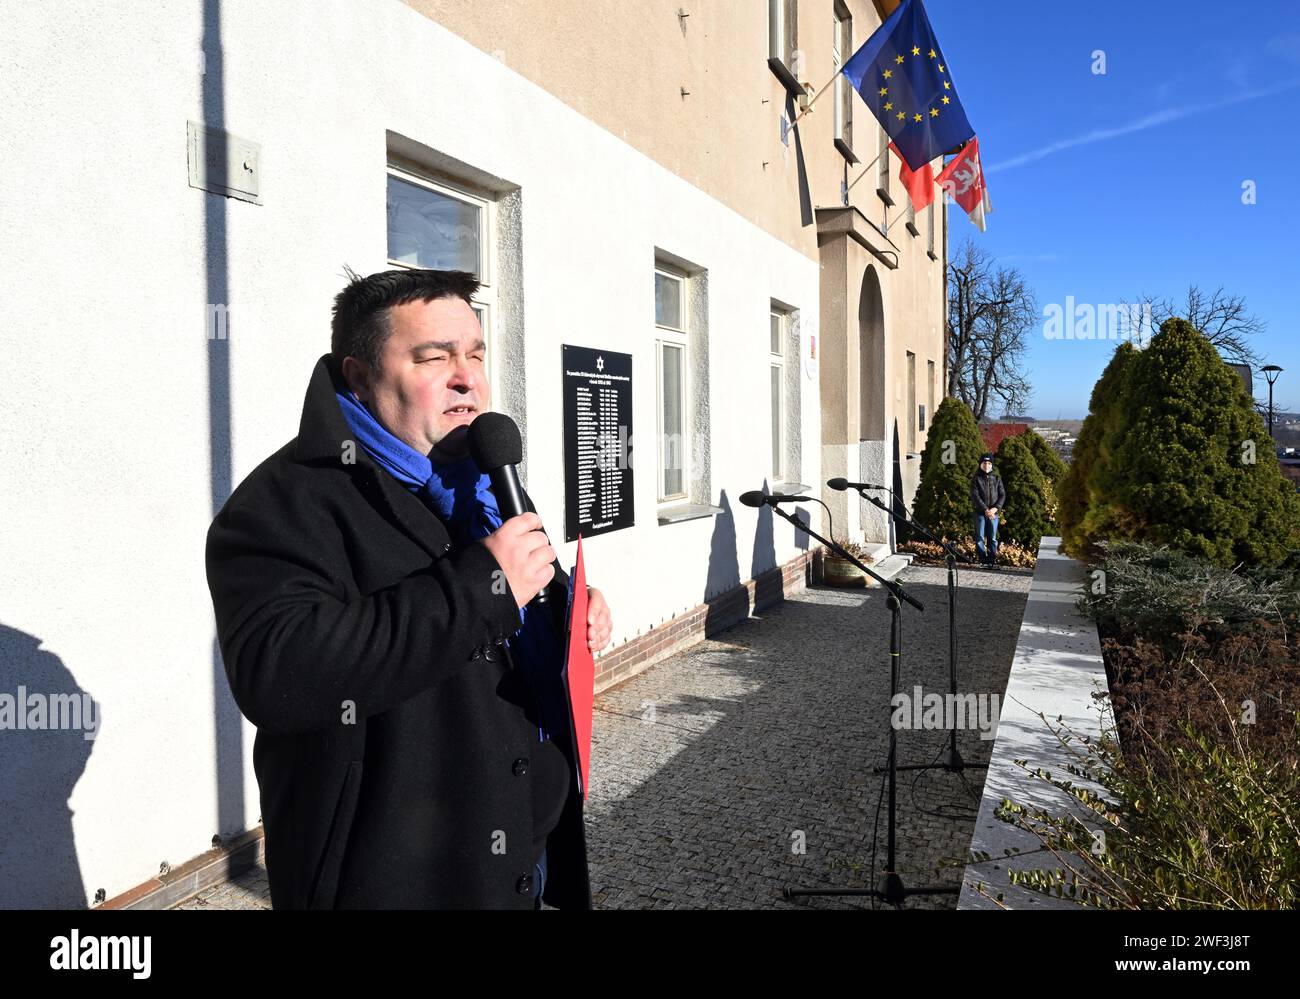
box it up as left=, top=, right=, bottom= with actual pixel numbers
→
left=970, top=452, right=1005, bottom=569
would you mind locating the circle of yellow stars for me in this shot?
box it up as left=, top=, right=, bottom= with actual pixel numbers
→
left=875, top=46, right=952, bottom=126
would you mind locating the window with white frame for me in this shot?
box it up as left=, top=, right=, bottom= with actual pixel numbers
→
left=906, top=350, right=917, bottom=452
left=386, top=162, right=498, bottom=391
left=833, top=7, right=853, bottom=151
left=927, top=198, right=936, bottom=255
left=926, top=359, right=936, bottom=432
left=941, top=190, right=948, bottom=256
left=770, top=309, right=786, bottom=481
left=768, top=0, right=799, bottom=73
left=877, top=128, right=892, bottom=235
left=655, top=266, right=689, bottom=503
left=877, top=127, right=891, bottom=190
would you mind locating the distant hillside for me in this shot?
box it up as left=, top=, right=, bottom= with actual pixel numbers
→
left=1032, top=419, right=1085, bottom=435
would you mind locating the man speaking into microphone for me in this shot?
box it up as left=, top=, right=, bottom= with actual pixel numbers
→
left=205, top=267, right=611, bottom=909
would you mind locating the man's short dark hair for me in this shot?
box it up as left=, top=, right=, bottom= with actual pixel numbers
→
left=331, top=267, right=480, bottom=372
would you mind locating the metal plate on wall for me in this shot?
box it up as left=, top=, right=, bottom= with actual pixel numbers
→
left=187, top=121, right=261, bottom=204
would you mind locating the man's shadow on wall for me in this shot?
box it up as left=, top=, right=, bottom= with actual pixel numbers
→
left=0, top=624, right=96, bottom=908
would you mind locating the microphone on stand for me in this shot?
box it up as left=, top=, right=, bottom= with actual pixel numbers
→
left=826, top=478, right=891, bottom=492
left=468, top=411, right=548, bottom=606
left=739, top=490, right=813, bottom=508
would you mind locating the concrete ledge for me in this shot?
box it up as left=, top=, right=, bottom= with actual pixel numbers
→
left=958, top=537, right=1113, bottom=910
left=814, top=551, right=912, bottom=589
left=656, top=503, right=724, bottom=525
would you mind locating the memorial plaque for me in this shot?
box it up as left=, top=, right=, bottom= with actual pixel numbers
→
left=562, top=345, right=634, bottom=542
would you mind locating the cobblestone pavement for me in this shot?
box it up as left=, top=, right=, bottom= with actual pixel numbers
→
left=172, top=863, right=271, bottom=910
left=174, top=564, right=1030, bottom=910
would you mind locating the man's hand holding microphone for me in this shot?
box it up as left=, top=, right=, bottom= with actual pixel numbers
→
left=480, top=516, right=612, bottom=652
left=481, top=512, right=556, bottom=609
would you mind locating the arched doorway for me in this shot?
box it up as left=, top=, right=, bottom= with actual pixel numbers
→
left=857, top=265, right=890, bottom=545
left=857, top=265, right=886, bottom=443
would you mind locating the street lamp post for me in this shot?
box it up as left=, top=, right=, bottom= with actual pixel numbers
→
left=1262, top=364, right=1283, bottom=441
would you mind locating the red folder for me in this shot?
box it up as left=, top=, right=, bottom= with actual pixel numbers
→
left=562, top=537, right=595, bottom=798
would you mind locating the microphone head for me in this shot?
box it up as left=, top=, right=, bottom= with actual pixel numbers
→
left=738, top=490, right=767, bottom=508
left=467, top=411, right=522, bottom=471
left=827, top=477, right=848, bottom=491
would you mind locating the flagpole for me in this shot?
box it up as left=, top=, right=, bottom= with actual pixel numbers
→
left=845, top=145, right=888, bottom=195
left=789, top=70, right=841, bottom=127
left=844, top=146, right=939, bottom=204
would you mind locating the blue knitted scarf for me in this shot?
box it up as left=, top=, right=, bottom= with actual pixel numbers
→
left=336, top=389, right=565, bottom=742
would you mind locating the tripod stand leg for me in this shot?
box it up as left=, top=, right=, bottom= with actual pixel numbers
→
left=887, top=594, right=900, bottom=875
left=783, top=572, right=959, bottom=906
left=948, top=556, right=961, bottom=767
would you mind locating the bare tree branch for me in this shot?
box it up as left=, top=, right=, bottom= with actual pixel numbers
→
left=1138, top=285, right=1267, bottom=368
left=945, top=239, right=993, bottom=403
left=946, top=239, right=1035, bottom=421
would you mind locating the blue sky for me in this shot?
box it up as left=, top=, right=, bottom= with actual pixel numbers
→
left=923, top=0, right=1300, bottom=418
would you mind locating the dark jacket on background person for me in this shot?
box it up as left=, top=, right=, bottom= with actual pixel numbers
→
left=970, top=469, right=1007, bottom=515
left=204, top=354, right=590, bottom=910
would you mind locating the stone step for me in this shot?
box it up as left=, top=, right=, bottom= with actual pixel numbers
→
left=864, top=552, right=913, bottom=586
left=821, top=547, right=912, bottom=587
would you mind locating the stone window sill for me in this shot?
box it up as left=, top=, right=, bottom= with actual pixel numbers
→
left=657, top=503, right=724, bottom=526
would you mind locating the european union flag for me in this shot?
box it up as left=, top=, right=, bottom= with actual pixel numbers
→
left=841, top=0, right=975, bottom=172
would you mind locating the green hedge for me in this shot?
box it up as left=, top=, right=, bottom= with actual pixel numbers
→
left=914, top=396, right=987, bottom=541
left=996, top=433, right=1048, bottom=553
left=1058, top=321, right=1300, bottom=568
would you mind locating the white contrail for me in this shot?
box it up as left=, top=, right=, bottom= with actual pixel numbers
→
left=989, top=78, right=1300, bottom=173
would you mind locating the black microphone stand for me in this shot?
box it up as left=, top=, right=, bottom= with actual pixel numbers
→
left=763, top=504, right=957, bottom=907
left=855, top=487, right=987, bottom=778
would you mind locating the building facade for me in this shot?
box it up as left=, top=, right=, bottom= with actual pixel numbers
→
left=0, top=0, right=946, bottom=906
left=419, top=0, right=948, bottom=546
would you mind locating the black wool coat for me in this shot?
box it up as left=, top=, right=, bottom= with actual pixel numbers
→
left=204, top=354, right=591, bottom=909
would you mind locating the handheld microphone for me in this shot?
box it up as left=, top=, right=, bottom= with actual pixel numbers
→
left=826, top=478, right=890, bottom=492
left=468, top=411, right=548, bottom=606
left=739, top=490, right=812, bottom=508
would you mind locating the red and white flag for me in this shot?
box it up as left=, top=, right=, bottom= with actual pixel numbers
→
left=891, top=142, right=935, bottom=211
left=936, top=136, right=991, bottom=232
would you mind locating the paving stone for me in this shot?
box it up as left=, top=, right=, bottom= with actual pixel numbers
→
left=173, top=565, right=1028, bottom=910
